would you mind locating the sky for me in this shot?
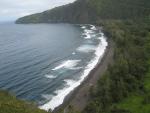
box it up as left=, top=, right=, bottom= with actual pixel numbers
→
left=0, top=0, right=76, bottom=22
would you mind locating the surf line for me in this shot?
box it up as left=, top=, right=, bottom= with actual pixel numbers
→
left=39, top=25, right=108, bottom=111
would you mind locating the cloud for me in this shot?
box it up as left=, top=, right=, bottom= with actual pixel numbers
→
left=0, top=0, right=76, bottom=21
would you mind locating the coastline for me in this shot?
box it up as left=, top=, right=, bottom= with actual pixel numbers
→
left=54, top=28, right=114, bottom=113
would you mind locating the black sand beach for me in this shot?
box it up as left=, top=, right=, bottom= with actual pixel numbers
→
left=54, top=33, right=114, bottom=112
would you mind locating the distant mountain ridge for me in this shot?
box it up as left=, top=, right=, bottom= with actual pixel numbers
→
left=16, top=0, right=97, bottom=24
left=3, top=0, right=150, bottom=113
left=16, top=0, right=150, bottom=24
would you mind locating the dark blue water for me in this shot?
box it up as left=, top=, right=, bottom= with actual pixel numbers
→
left=0, top=23, right=107, bottom=110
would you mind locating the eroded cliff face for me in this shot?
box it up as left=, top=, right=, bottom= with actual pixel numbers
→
left=16, top=0, right=150, bottom=24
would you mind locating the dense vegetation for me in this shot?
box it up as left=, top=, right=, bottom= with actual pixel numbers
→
left=0, top=91, right=49, bottom=113
left=89, top=0, right=150, bottom=19
left=16, top=0, right=150, bottom=24
left=83, top=19, right=150, bottom=113
left=16, top=0, right=94, bottom=24
left=1, top=0, right=149, bottom=113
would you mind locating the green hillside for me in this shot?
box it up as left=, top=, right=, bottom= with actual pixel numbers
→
left=89, top=0, right=150, bottom=19
left=16, top=0, right=150, bottom=23
left=0, top=91, right=49, bottom=113
left=16, top=0, right=94, bottom=24
left=2, top=0, right=150, bottom=113
left=83, top=18, right=150, bottom=113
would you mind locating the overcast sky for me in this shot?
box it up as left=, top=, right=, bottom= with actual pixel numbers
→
left=0, top=0, right=76, bottom=22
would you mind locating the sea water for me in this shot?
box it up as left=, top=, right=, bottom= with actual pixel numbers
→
left=0, top=23, right=107, bottom=111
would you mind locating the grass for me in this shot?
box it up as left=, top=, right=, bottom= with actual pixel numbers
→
left=116, top=94, right=150, bottom=113
left=144, top=64, right=150, bottom=92
left=0, top=91, right=48, bottom=113
left=114, top=60, right=150, bottom=113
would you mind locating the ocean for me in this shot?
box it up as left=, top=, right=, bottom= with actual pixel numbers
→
left=0, top=23, right=107, bottom=111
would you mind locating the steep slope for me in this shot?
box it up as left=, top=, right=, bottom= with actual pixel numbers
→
left=0, top=91, right=49, bottom=113
left=16, top=0, right=97, bottom=24
left=2, top=0, right=150, bottom=113
left=89, top=0, right=150, bottom=19
left=82, top=19, right=150, bottom=113
left=16, top=0, right=150, bottom=24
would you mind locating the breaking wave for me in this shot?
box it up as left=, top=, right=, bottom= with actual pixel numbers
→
left=39, top=24, right=108, bottom=111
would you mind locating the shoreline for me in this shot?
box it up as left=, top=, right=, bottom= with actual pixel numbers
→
left=54, top=28, right=114, bottom=113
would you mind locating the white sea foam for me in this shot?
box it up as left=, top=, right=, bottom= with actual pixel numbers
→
left=90, top=25, right=97, bottom=30
left=45, top=74, right=56, bottom=79
left=39, top=25, right=108, bottom=111
left=68, top=66, right=83, bottom=70
left=84, top=29, right=94, bottom=34
left=82, top=29, right=95, bottom=39
left=81, top=26, right=86, bottom=29
left=39, top=79, right=78, bottom=111
left=83, top=34, right=91, bottom=39
left=77, top=45, right=97, bottom=53
left=52, top=60, right=81, bottom=70
left=72, top=52, right=76, bottom=55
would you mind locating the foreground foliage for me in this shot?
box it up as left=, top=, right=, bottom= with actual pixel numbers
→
left=0, top=91, right=48, bottom=113
left=2, top=0, right=150, bottom=113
